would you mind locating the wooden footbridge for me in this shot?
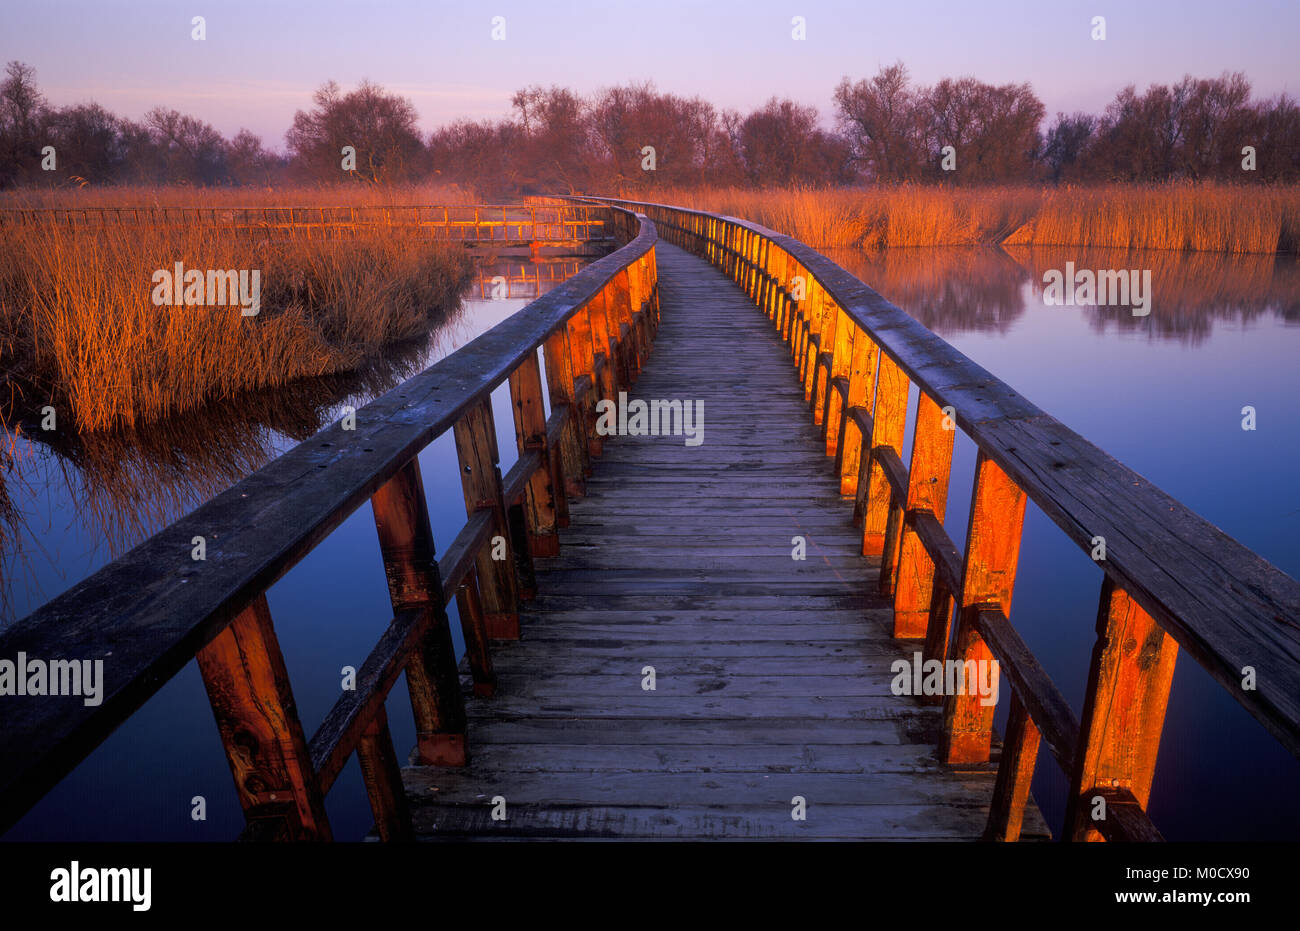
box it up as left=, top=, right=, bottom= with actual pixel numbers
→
left=2, top=199, right=1299, bottom=842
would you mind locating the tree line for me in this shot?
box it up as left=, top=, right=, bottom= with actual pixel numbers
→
left=3, top=60, right=1298, bottom=194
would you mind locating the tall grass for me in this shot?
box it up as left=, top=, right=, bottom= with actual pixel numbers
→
left=0, top=210, right=473, bottom=432
left=646, top=183, right=1300, bottom=254
left=0, top=182, right=480, bottom=209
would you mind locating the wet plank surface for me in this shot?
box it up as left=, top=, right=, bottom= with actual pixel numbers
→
left=401, top=242, right=1050, bottom=840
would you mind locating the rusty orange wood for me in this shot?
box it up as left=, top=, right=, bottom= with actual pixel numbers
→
left=195, top=594, right=332, bottom=839
left=823, top=306, right=852, bottom=457
left=984, top=694, right=1041, bottom=842
left=453, top=398, right=521, bottom=639
left=542, top=327, right=588, bottom=498
left=892, top=393, right=956, bottom=637
left=370, top=458, right=468, bottom=766
left=861, top=352, right=909, bottom=558
left=838, top=326, right=879, bottom=496
left=941, top=452, right=1026, bottom=764
left=1067, top=578, right=1178, bottom=841
left=508, top=351, right=560, bottom=558
left=567, top=305, right=602, bottom=458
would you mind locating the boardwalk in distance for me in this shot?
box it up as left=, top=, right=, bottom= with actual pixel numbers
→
left=402, top=242, right=1049, bottom=840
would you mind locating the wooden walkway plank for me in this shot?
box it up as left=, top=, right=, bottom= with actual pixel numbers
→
left=401, top=242, right=1048, bottom=841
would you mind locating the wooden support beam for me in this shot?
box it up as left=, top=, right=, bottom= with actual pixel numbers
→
left=356, top=707, right=414, bottom=842
left=892, top=393, right=956, bottom=636
left=196, top=594, right=332, bottom=840
left=454, top=567, right=496, bottom=697
left=1066, top=578, right=1178, bottom=841
left=370, top=458, right=468, bottom=766
left=983, top=694, right=1041, bottom=842
left=454, top=398, right=521, bottom=639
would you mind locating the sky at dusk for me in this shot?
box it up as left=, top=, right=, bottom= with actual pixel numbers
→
left=2, top=0, right=1297, bottom=151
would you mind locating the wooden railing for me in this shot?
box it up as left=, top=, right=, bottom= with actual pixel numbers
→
left=0, top=205, right=658, bottom=840
left=583, top=196, right=1300, bottom=843
left=0, top=203, right=613, bottom=245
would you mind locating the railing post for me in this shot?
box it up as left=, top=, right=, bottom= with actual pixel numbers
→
left=542, top=326, right=589, bottom=497
left=941, top=453, right=1027, bottom=764
left=892, top=393, right=956, bottom=636
left=801, top=281, right=823, bottom=401
left=824, top=305, right=852, bottom=455
left=837, top=326, right=879, bottom=495
left=567, top=304, right=602, bottom=459
left=860, top=352, right=909, bottom=557
left=1066, top=578, right=1178, bottom=841
left=508, top=352, right=560, bottom=558
left=454, top=397, right=522, bottom=639
left=811, top=288, right=836, bottom=426
left=196, top=593, right=332, bottom=840
left=588, top=288, right=619, bottom=404
left=370, top=458, right=469, bottom=765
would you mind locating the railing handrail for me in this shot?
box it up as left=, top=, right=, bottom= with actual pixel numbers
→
left=0, top=205, right=655, bottom=834
left=580, top=195, right=1300, bottom=761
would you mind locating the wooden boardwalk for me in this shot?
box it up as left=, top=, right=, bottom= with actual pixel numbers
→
left=401, top=243, right=1049, bottom=840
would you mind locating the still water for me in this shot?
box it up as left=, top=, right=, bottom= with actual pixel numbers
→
left=2, top=245, right=1298, bottom=840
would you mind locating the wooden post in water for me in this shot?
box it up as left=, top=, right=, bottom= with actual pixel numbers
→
left=454, top=398, right=522, bottom=639
left=370, top=458, right=468, bottom=765
left=196, top=593, right=332, bottom=840
left=941, top=453, right=1026, bottom=764
left=1066, top=578, right=1178, bottom=841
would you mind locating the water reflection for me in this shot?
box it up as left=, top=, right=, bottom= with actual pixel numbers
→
left=824, top=244, right=1300, bottom=343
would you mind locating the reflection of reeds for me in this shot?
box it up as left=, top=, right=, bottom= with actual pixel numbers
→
left=0, top=334, right=442, bottom=621
left=1007, top=245, right=1300, bottom=343
left=821, top=246, right=1031, bottom=335
left=650, top=184, right=1300, bottom=254
left=0, top=219, right=473, bottom=431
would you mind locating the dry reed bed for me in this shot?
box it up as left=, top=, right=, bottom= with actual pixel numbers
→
left=0, top=219, right=473, bottom=432
left=0, top=182, right=479, bottom=210
left=653, top=184, right=1300, bottom=254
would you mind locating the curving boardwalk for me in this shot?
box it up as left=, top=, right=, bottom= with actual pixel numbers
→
left=401, top=243, right=1049, bottom=840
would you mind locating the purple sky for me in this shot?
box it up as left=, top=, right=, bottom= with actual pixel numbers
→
left=3, top=0, right=1296, bottom=151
